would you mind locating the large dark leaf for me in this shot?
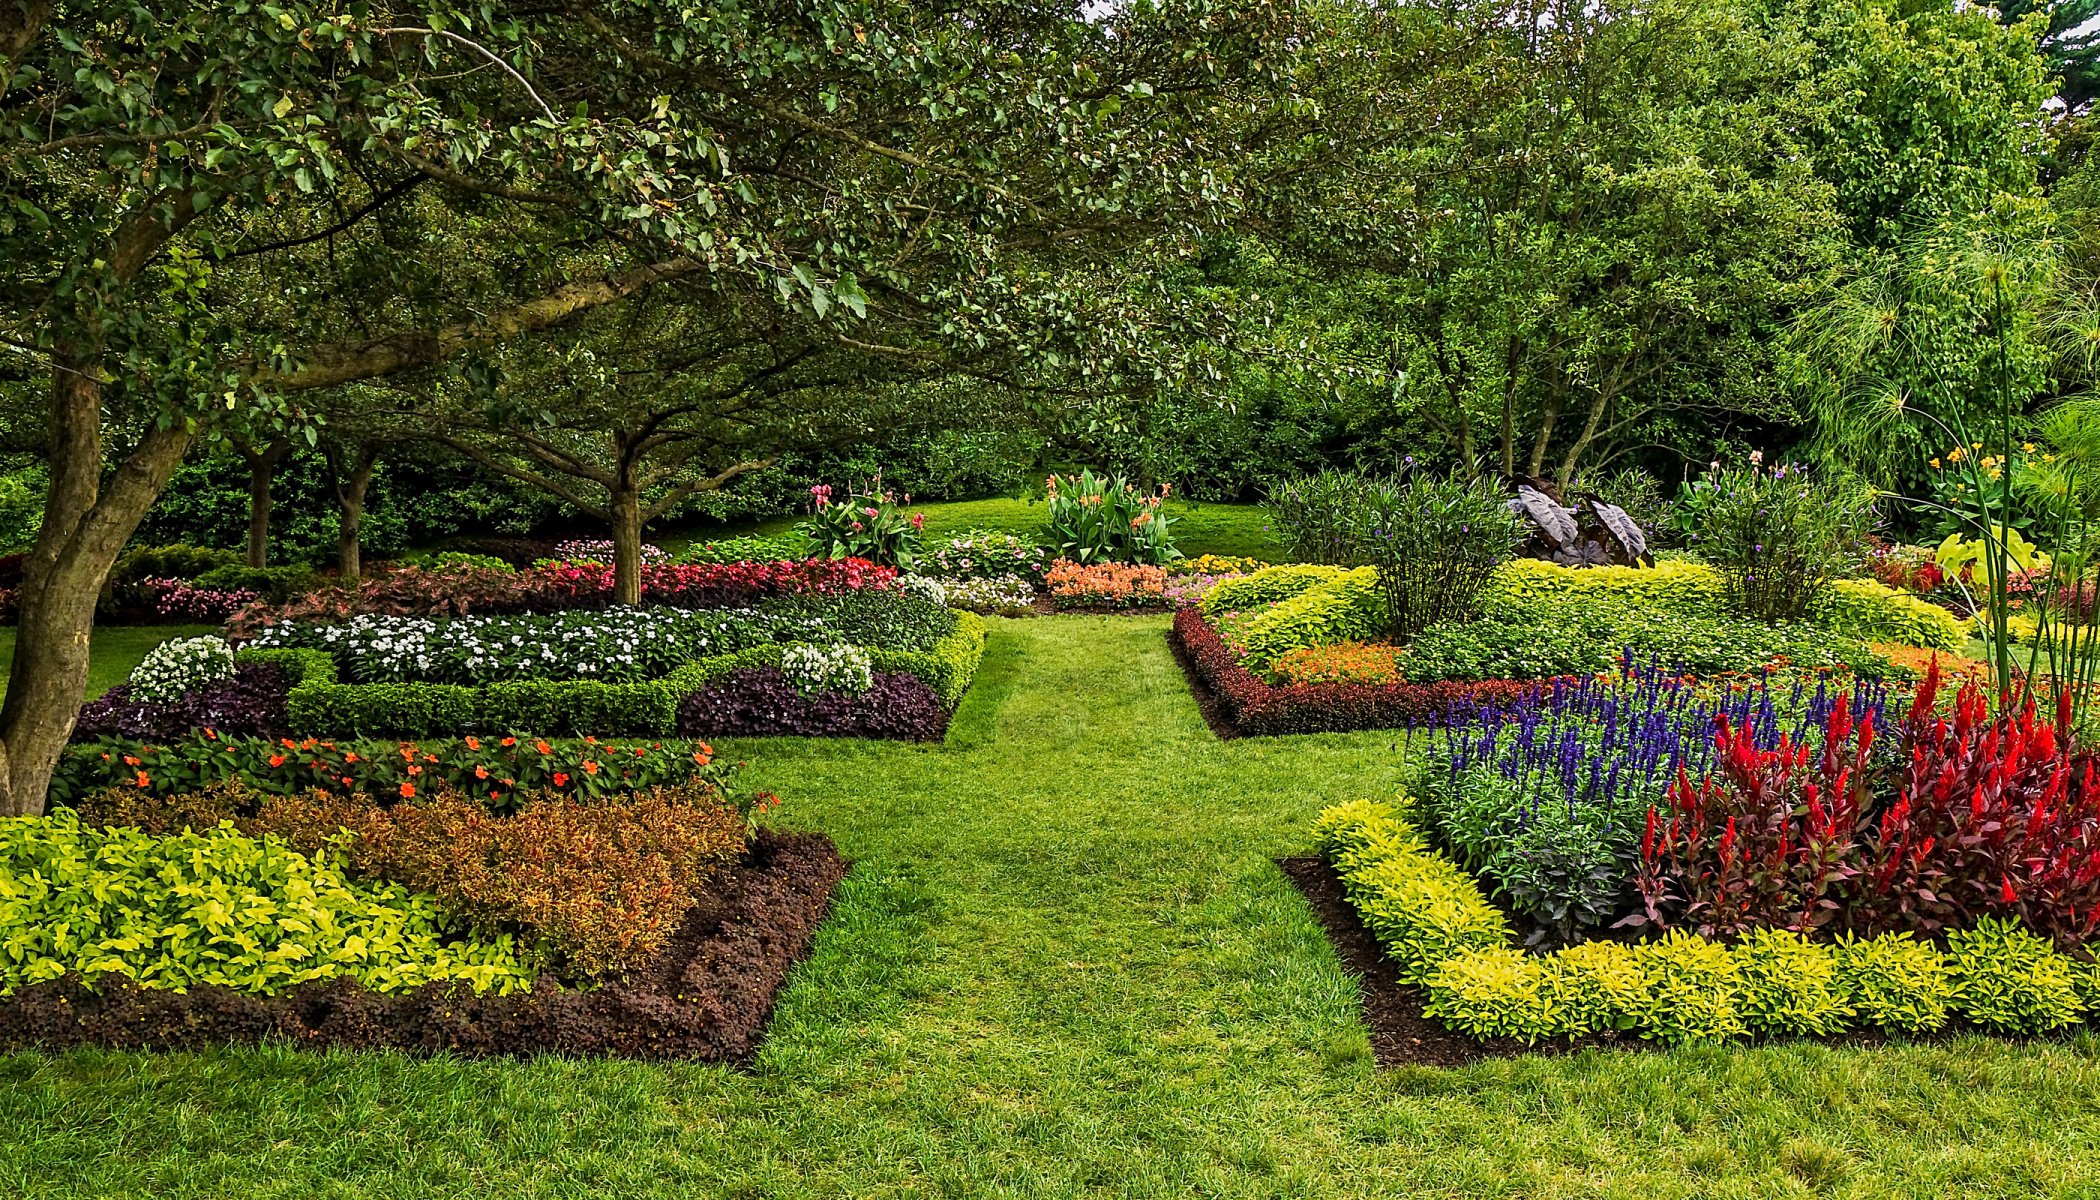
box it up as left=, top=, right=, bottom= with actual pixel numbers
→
left=1514, top=485, right=1579, bottom=548
left=1591, top=500, right=1648, bottom=561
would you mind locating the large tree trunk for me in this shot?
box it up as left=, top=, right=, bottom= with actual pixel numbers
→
left=240, top=437, right=291, bottom=567
left=1527, top=393, right=1561, bottom=480
left=328, top=443, right=382, bottom=583
left=610, top=482, right=645, bottom=606
left=0, top=364, right=194, bottom=816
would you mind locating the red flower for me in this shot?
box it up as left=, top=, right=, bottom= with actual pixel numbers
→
left=553, top=772, right=571, bottom=788
left=399, top=782, right=416, bottom=799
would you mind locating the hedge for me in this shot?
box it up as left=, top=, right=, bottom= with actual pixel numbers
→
left=1227, top=566, right=1383, bottom=673
left=1809, top=578, right=1965, bottom=652
left=1316, top=801, right=2100, bottom=1046
left=1199, top=564, right=1350, bottom=620
left=1479, top=558, right=1726, bottom=617
left=252, top=612, right=988, bottom=738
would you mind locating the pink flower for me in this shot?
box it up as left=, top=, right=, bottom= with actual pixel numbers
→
left=864, top=506, right=880, bottom=518
left=910, top=512, right=925, bottom=530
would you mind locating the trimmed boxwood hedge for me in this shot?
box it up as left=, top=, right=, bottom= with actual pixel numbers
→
left=246, top=611, right=989, bottom=738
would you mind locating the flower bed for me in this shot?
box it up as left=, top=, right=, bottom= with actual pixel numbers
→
left=1172, top=608, right=1547, bottom=735
left=0, top=828, right=843, bottom=1060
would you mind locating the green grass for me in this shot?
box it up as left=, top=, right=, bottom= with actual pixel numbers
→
left=660, top=496, right=1276, bottom=560
left=0, top=625, right=215, bottom=703
left=9, top=616, right=2100, bottom=1196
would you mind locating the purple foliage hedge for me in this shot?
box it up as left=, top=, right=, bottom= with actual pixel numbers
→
left=677, top=668, right=950, bottom=740
left=72, top=663, right=292, bottom=743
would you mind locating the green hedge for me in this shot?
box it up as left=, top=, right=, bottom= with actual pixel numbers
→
left=258, top=611, right=988, bottom=737
left=1478, top=558, right=1726, bottom=617
left=1200, top=564, right=1349, bottom=620
left=1315, top=800, right=2100, bottom=1047
left=1809, top=578, right=1966, bottom=652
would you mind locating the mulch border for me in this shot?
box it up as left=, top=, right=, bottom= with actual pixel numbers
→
left=0, top=831, right=848, bottom=1062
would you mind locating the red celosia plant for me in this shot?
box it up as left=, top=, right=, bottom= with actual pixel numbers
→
left=1636, top=657, right=2100, bottom=947
left=1632, top=695, right=1875, bottom=938
left=1851, top=661, right=2100, bottom=944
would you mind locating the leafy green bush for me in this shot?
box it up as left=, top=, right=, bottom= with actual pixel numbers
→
left=1478, top=558, right=1725, bottom=616
left=1688, top=460, right=1872, bottom=622
left=1833, top=932, right=1953, bottom=1035
left=1403, top=610, right=1888, bottom=682
left=0, top=810, right=532, bottom=996
left=1198, top=564, right=1348, bottom=620
left=1553, top=941, right=1649, bottom=1035
left=1630, top=931, right=1746, bottom=1045
left=1043, top=469, right=1178, bottom=565
left=192, top=563, right=323, bottom=603
left=113, top=542, right=242, bottom=584
left=675, top=533, right=814, bottom=565
left=416, top=551, right=514, bottom=573
left=1423, top=947, right=1565, bottom=1043
left=1315, top=800, right=1510, bottom=984
left=1264, top=470, right=1377, bottom=565
left=1733, top=928, right=1854, bottom=1037
left=1947, top=916, right=2085, bottom=1034
left=1227, top=567, right=1383, bottom=674
left=1427, top=765, right=1630, bottom=943
left=768, top=588, right=960, bottom=654
left=1809, top=578, right=1965, bottom=651
left=1359, top=472, right=1521, bottom=641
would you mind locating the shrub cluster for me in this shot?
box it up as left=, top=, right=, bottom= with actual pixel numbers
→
left=942, top=574, right=1037, bottom=615
left=1044, top=470, right=1178, bottom=565
left=124, top=635, right=235, bottom=703
left=1403, top=609, right=1889, bottom=683
left=1317, top=800, right=2100, bottom=1045
left=0, top=809, right=533, bottom=998
left=922, top=529, right=1051, bottom=583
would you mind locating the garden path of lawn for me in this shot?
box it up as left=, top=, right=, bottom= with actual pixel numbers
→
left=8, top=616, right=2100, bottom=1198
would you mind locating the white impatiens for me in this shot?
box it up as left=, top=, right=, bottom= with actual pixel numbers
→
left=942, top=575, right=1037, bottom=615
left=896, top=574, right=949, bottom=607
left=780, top=642, right=874, bottom=698
left=127, top=635, right=236, bottom=703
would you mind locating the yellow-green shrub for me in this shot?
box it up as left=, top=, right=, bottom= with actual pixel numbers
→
left=1478, top=558, right=1725, bottom=617
left=1733, top=928, right=1853, bottom=1036
left=1554, top=940, right=1649, bottom=1034
left=1947, top=916, right=2084, bottom=1034
left=1231, top=567, right=1383, bottom=673
left=1809, top=578, right=1964, bottom=651
left=1314, top=800, right=1508, bottom=984
left=1199, top=564, right=1348, bottom=620
left=1423, top=947, right=1565, bottom=1043
left=0, top=810, right=532, bottom=997
left=1630, top=931, right=1746, bottom=1045
left=1833, top=932, right=1952, bottom=1035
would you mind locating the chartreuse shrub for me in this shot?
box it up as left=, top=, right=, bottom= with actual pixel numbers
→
left=1554, top=940, right=1648, bottom=1035
left=1312, top=799, right=1508, bottom=984
left=1734, top=928, right=1854, bottom=1037
left=1631, top=931, right=1747, bottom=1045
left=1228, top=567, right=1383, bottom=675
left=1948, top=917, right=2085, bottom=1034
left=1833, top=932, right=1953, bottom=1035
left=1478, top=558, right=1725, bottom=617
left=1198, top=564, right=1348, bottom=620
left=1423, top=947, right=1564, bottom=1042
left=0, top=810, right=532, bottom=997
left=1808, top=578, right=1965, bottom=652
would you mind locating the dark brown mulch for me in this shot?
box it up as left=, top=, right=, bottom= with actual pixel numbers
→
left=1168, top=627, right=1242, bottom=740
left=0, top=831, right=847, bottom=1062
left=1277, top=855, right=1639, bottom=1067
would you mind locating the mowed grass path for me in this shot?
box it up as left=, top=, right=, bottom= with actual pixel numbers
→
left=7, top=617, right=2100, bottom=1198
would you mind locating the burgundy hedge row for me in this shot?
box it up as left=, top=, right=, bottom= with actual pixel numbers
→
left=0, top=832, right=844, bottom=1061
left=677, top=668, right=951, bottom=741
left=1170, top=608, right=1547, bottom=736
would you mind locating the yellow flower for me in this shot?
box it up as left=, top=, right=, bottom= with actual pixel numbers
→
left=2023, top=442, right=2037, bottom=453
left=2045, top=452, right=2058, bottom=462
left=1949, top=447, right=1966, bottom=462
left=1930, top=458, right=1942, bottom=469
left=1972, top=442, right=1983, bottom=450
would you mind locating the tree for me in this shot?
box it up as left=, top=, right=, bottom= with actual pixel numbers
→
left=0, top=1, right=1295, bottom=813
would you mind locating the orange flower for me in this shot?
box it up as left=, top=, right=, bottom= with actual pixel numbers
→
left=501, top=736, right=517, bottom=747
left=343, top=752, right=360, bottom=764
left=123, top=755, right=141, bottom=767
left=407, top=763, right=423, bottom=776
left=399, top=782, right=416, bottom=799
left=553, top=772, right=571, bottom=787
left=134, top=771, right=150, bottom=789
left=268, top=754, right=286, bottom=768
left=475, top=765, right=490, bottom=780
left=341, top=776, right=354, bottom=786
left=536, top=740, right=552, bottom=755
left=465, top=735, right=482, bottom=751
left=583, top=760, right=600, bottom=776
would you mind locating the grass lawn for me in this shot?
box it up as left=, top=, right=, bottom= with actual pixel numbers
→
left=0, top=624, right=215, bottom=703
left=8, top=616, right=2100, bottom=1197
left=660, top=496, right=1276, bottom=561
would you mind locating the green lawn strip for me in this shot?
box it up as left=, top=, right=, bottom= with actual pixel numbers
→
left=7, top=616, right=2100, bottom=1197
left=658, top=497, right=1276, bottom=561
left=0, top=625, right=215, bottom=703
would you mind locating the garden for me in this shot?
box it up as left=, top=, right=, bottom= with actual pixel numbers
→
left=16, top=0, right=2100, bottom=1193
